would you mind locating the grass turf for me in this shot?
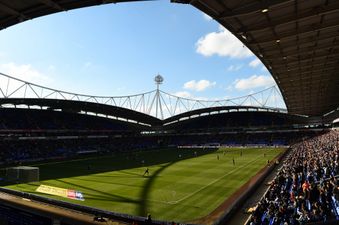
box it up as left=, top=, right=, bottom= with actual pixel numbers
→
left=3, top=147, right=283, bottom=222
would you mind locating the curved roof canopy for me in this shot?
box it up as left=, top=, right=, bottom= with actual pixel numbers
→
left=0, top=98, right=309, bottom=127
left=162, top=105, right=287, bottom=125
left=176, top=0, right=339, bottom=116
left=0, top=0, right=338, bottom=116
left=0, top=98, right=162, bottom=126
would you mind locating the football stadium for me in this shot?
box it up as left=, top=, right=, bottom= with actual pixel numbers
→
left=0, top=1, right=338, bottom=225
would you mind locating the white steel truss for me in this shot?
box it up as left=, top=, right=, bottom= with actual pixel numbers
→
left=0, top=72, right=286, bottom=119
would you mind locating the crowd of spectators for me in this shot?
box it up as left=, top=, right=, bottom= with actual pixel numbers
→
left=248, top=130, right=339, bottom=225
left=0, top=130, right=321, bottom=166
left=0, top=136, right=160, bottom=165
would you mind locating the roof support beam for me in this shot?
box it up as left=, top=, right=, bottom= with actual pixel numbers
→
left=0, top=2, right=28, bottom=19
left=256, top=30, right=338, bottom=48
left=238, top=2, right=339, bottom=33
left=262, top=36, right=338, bottom=55
left=277, top=70, right=337, bottom=81
left=37, top=0, right=64, bottom=11
left=265, top=44, right=338, bottom=59
left=250, top=19, right=339, bottom=45
left=190, top=0, right=220, bottom=17
left=273, top=60, right=338, bottom=71
left=271, top=50, right=339, bottom=64
left=219, top=0, right=293, bottom=19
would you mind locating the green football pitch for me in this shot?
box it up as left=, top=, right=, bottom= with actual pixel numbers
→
left=4, top=147, right=283, bottom=222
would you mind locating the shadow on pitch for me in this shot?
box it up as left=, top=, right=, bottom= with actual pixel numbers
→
left=72, top=177, right=143, bottom=188
left=55, top=179, right=139, bottom=204
left=21, top=148, right=218, bottom=182
left=136, top=160, right=176, bottom=217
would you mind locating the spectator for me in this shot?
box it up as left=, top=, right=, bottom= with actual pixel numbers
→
left=248, top=130, right=339, bottom=225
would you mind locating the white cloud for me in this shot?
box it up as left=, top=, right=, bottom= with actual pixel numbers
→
left=0, top=62, right=52, bottom=84
left=183, top=79, right=216, bottom=92
left=202, top=13, right=212, bottom=21
left=227, top=64, right=242, bottom=71
left=196, top=25, right=253, bottom=58
left=234, top=75, right=275, bottom=90
left=249, top=58, right=261, bottom=68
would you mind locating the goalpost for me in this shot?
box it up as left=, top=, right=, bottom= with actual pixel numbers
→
left=5, top=166, right=39, bottom=183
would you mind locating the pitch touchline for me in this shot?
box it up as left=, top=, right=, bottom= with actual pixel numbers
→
left=167, top=155, right=263, bottom=205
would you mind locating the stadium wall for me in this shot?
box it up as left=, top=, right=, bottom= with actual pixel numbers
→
left=0, top=187, right=191, bottom=225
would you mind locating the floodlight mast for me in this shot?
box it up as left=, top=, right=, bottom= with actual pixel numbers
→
left=154, top=74, right=164, bottom=91
left=154, top=74, right=164, bottom=119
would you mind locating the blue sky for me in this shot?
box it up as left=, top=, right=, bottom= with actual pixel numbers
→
left=0, top=1, right=281, bottom=105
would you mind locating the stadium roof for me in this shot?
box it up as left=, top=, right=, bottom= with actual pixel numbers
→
left=162, top=105, right=288, bottom=125
left=0, top=0, right=144, bottom=29
left=175, top=0, right=339, bottom=117
left=0, top=0, right=338, bottom=117
left=1, top=98, right=309, bottom=127
left=0, top=98, right=162, bottom=126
